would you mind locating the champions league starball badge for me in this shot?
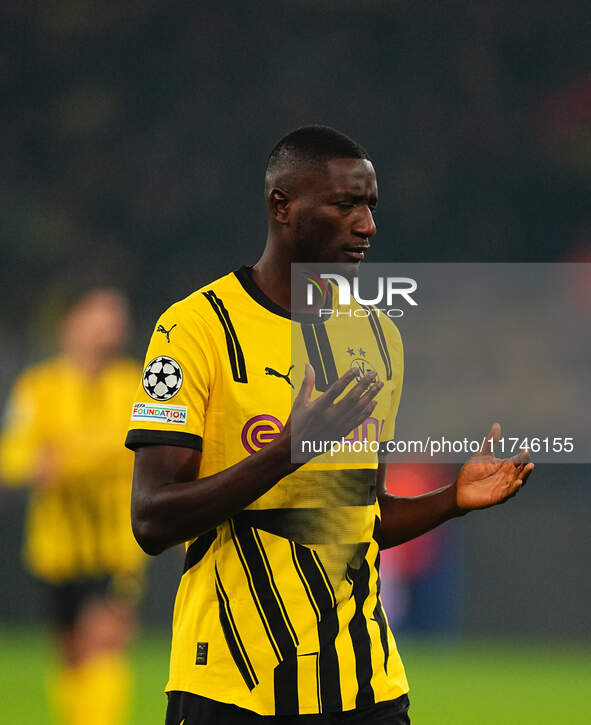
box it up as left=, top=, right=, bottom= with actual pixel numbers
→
left=142, top=356, right=183, bottom=400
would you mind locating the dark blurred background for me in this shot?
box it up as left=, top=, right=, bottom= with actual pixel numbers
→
left=0, top=3, right=590, bottom=720
left=2, top=1, right=590, bottom=362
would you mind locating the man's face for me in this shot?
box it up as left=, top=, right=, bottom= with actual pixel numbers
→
left=289, top=158, right=378, bottom=266
left=63, top=290, right=129, bottom=359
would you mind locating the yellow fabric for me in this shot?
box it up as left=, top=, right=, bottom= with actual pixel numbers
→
left=49, top=653, right=131, bottom=725
left=48, top=666, right=76, bottom=725
left=126, top=269, right=408, bottom=715
left=0, top=356, right=145, bottom=582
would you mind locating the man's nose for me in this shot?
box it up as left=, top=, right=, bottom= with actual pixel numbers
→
left=353, top=206, right=376, bottom=237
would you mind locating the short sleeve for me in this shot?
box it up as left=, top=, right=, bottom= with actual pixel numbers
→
left=379, top=319, right=404, bottom=444
left=125, top=304, right=214, bottom=451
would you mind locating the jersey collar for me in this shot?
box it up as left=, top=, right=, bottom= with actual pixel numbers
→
left=234, top=266, right=332, bottom=323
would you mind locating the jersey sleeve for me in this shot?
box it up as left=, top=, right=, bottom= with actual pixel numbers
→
left=0, top=370, right=42, bottom=485
left=125, top=303, right=214, bottom=451
left=379, top=318, right=404, bottom=444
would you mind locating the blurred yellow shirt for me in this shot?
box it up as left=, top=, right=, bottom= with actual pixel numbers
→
left=0, top=356, right=144, bottom=583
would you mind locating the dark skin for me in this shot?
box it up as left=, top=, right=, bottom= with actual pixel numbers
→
left=131, top=157, right=534, bottom=555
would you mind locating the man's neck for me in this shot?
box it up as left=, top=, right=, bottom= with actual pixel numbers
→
left=251, top=248, right=292, bottom=312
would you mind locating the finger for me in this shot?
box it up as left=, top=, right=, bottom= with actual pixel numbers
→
left=336, top=371, right=379, bottom=407
left=332, top=381, right=382, bottom=427
left=348, top=388, right=380, bottom=421
left=319, top=367, right=358, bottom=407
left=295, top=363, right=315, bottom=406
left=351, top=378, right=385, bottom=419
left=353, top=381, right=384, bottom=416
left=341, top=398, right=379, bottom=439
left=360, top=379, right=384, bottom=400
left=480, top=422, right=501, bottom=456
left=507, top=461, right=534, bottom=493
left=359, top=396, right=379, bottom=422
left=324, top=369, right=382, bottom=428
left=518, top=462, right=535, bottom=486
left=506, top=447, right=531, bottom=466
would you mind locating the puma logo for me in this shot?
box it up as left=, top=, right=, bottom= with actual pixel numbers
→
left=157, top=323, right=177, bottom=343
left=265, top=364, right=294, bottom=387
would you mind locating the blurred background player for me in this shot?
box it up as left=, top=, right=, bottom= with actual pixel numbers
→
left=0, top=288, right=145, bottom=725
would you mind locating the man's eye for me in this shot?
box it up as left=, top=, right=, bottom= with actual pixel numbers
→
left=337, top=202, right=355, bottom=209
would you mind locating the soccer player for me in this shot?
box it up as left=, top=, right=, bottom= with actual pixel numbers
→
left=126, top=126, right=533, bottom=724
left=0, top=288, right=145, bottom=725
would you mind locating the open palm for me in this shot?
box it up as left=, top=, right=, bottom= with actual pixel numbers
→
left=455, top=423, right=534, bottom=511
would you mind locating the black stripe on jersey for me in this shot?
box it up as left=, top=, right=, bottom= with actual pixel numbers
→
left=290, top=542, right=320, bottom=620
left=313, top=323, right=339, bottom=388
left=347, top=558, right=375, bottom=709
left=183, top=529, right=216, bottom=573
left=290, top=541, right=342, bottom=713
left=364, top=307, right=392, bottom=380
left=300, top=323, right=339, bottom=392
left=229, top=520, right=281, bottom=662
left=372, top=548, right=390, bottom=674
left=273, top=654, right=299, bottom=715
left=252, top=528, right=299, bottom=647
left=229, top=521, right=299, bottom=657
left=202, top=290, right=248, bottom=383
left=300, top=325, right=325, bottom=389
left=297, top=652, right=322, bottom=714
left=215, top=565, right=258, bottom=691
left=229, top=520, right=299, bottom=715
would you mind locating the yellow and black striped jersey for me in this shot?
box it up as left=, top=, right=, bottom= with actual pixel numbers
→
left=125, top=266, right=408, bottom=716
left=0, top=356, right=145, bottom=583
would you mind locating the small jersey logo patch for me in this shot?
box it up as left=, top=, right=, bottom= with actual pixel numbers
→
left=142, top=356, right=183, bottom=400
left=264, top=364, right=294, bottom=387
left=131, top=402, right=187, bottom=425
left=157, top=323, right=177, bottom=343
left=241, top=414, right=284, bottom=455
left=195, top=642, right=208, bottom=665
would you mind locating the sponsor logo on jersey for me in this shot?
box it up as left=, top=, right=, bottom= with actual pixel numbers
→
left=156, top=323, right=177, bottom=343
left=241, top=414, right=284, bottom=454
left=131, top=402, right=188, bottom=425
left=264, top=364, right=294, bottom=387
left=342, top=415, right=385, bottom=443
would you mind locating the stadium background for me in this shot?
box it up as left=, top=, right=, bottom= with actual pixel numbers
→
left=1, top=2, right=589, bottom=723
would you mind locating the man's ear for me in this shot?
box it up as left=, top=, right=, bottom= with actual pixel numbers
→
left=268, top=187, right=291, bottom=224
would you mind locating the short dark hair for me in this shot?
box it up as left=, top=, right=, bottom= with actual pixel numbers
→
left=266, top=125, right=369, bottom=179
